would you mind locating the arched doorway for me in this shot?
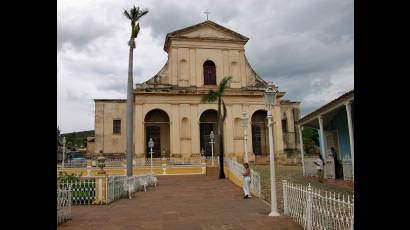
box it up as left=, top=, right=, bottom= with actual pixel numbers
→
left=203, top=60, right=216, bottom=85
left=144, top=109, right=170, bottom=158
left=199, top=109, right=218, bottom=157
left=251, top=110, right=269, bottom=156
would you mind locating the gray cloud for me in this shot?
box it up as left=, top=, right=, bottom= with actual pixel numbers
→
left=57, top=16, right=114, bottom=51
left=141, top=0, right=240, bottom=41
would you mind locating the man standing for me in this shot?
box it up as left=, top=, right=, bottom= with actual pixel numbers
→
left=330, top=147, right=340, bottom=179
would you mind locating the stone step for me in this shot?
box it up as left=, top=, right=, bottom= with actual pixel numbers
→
left=206, top=167, right=219, bottom=177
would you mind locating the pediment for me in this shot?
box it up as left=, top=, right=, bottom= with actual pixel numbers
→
left=179, top=25, right=241, bottom=40
left=164, top=21, right=249, bottom=52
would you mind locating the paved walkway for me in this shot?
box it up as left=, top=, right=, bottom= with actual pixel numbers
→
left=58, top=174, right=302, bottom=230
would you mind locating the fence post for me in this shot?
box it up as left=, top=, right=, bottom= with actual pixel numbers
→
left=96, top=176, right=106, bottom=204
left=258, top=173, right=261, bottom=199
left=351, top=195, right=354, bottom=230
left=306, top=184, right=313, bottom=230
left=282, top=180, right=288, bottom=215
left=68, top=185, right=72, bottom=220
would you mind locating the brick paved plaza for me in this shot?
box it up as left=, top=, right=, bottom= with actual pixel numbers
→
left=58, top=173, right=302, bottom=230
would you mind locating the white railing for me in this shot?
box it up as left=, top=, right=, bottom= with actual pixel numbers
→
left=342, top=156, right=353, bottom=181
left=57, top=186, right=72, bottom=225
left=64, top=160, right=87, bottom=168
left=224, top=158, right=261, bottom=197
left=57, top=178, right=96, bottom=205
left=303, top=157, right=319, bottom=177
left=282, top=180, right=354, bottom=230
left=142, top=158, right=163, bottom=166
left=250, top=167, right=261, bottom=197
left=169, top=157, right=202, bottom=165
left=106, top=174, right=157, bottom=203
left=104, top=159, right=124, bottom=167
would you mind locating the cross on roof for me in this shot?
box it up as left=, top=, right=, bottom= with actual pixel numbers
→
left=204, top=9, right=210, bottom=20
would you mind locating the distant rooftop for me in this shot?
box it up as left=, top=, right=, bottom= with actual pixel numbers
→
left=94, top=99, right=126, bottom=103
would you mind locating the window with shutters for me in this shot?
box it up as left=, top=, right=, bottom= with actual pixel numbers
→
left=282, top=119, right=288, bottom=133
left=113, top=120, right=121, bottom=134
left=203, top=60, right=216, bottom=85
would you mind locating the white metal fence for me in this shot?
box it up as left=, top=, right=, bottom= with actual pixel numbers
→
left=106, top=174, right=157, bottom=203
left=282, top=180, right=354, bottom=230
left=60, top=157, right=206, bottom=168
left=169, top=157, right=202, bottom=165
left=303, top=157, right=319, bottom=177
left=57, top=178, right=96, bottom=205
left=57, top=186, right=72, bottom=225
left=342, top=156, right=353, bottom=181
left=224, top=158, right=261, bottom=197
left=64, top=160, right=87, bottom=168
left=104, top=159, right=124, bottom=167
left=132, top=157, right=203, bottom=166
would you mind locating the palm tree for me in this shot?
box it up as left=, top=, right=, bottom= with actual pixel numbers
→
left=202, top=76, right=232, bottom=179
left=123, top=6, right=148, bottom=177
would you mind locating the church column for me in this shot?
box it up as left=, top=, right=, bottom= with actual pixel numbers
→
left=298, top=125, right=305, bottom=176
left=345, top=101, right=354, bottom=180
left=224, top=104, right=234, bottom=159
left=318, top=116, right=326, bottom=156
left=170, top=105, right=181, bottom=157
left=190, top=105, right=200, bottom=155
left=135, top=104, right=144, bottom=160
left=272, top=104, right=285, bottom=158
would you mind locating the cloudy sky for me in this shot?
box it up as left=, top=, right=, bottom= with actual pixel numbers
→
left=57, top=0, right=353, bottom=133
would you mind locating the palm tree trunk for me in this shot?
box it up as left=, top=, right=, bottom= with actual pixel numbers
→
left=126, top=38, right=135, bottom=177
left=218, top=97, right=225, bottom=179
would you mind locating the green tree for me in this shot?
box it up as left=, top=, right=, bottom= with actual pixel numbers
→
left=123, top=5, right=148, bottom=177
left=302, top=127, right=320, bottom=154
left=201, top=76, right=232, bottom=179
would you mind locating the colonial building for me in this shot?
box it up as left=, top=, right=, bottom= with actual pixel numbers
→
left=94, top=20, right=300, bottom=164
left=297, top=90, right=354, bottom=181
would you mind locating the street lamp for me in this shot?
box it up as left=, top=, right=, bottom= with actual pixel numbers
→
left=241, top=112, right=249, bottom=163
left=209, top=131, right=215, bottom=166
left=264, top=81, right=280, bottom=217
left=148, top=138, right=154, bottom=174
left=62, top=137, right=66, bottom=169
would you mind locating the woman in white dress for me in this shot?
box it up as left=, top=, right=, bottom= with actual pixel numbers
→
left=242, top=163, right=252, bottom=199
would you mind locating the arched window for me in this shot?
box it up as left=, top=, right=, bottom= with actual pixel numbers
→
left=203, top=60, right=216, bottom=85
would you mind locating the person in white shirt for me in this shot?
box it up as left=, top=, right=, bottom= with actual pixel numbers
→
left=242, top=163, right=252, bottom=199
left=313, top=153, right=324, bottom=183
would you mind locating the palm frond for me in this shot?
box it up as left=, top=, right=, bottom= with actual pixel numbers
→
left=123, top=10, right=132, bottom=20
left=130, top=6, right=139, bottom=19
left=137, top=9, right=149, bottom=20
left=201, top=90, right=219, bottom=103
left=218, top=76, right=232, bottom=95
left=124, top=6, right=149, bottom=23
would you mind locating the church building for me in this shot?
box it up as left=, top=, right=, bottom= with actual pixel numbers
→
left=94, top=20, right=301, bottom=164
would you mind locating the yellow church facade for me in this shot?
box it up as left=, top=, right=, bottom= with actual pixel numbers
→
left=94, top=20, right=301, bottom=164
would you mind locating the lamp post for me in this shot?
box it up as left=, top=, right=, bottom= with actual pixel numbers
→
left=148, top=138, right=154, bottom=174
left=264, top=82, right=280, bottom=217
left=209, top=131, right=215, bottom=166
left=241, top=112, right=249, bottom=163
left=62, top=137, right=66, bottom=169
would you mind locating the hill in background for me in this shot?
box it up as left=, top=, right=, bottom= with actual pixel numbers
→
left=61, top=130, right=94, bottom=149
